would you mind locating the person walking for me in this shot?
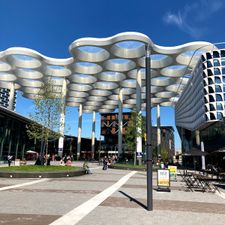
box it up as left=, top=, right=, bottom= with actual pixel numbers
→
left=7, top=154, right=13, bottom=167
left=102, top=156, right=108, bottom=170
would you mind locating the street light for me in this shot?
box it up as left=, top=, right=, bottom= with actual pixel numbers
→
left=145, top=44, right=153, bottom=211
left=98, top=136, right=102, bottom=165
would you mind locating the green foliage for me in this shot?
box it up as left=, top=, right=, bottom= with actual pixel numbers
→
left=124, top=110, right=146, bottom=152
left=160, top=147, right=169, bottom=162
left=26, top=80, right=63, bottom=153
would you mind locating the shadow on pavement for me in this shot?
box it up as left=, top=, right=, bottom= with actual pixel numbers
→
left=119, top=190, right=147, bottom=210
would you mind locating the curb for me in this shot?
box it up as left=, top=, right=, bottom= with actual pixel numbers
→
left=108, top=165, right=146, bottom=171
left=0, top=169, right=86, bottom=178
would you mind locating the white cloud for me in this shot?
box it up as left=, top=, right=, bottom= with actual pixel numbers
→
left=163, top=0, right=224, bottom=38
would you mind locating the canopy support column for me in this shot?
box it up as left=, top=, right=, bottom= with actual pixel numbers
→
left=157, top=104, right=161, bottom=159
left=201, top=140, right=206, bottom=170
left=91, top=111, right=96, bottom=159
left=146, top=44, right=153, bottom=211
left=136, top=68, right=142, bottom=165
left=77, top=104, right=82, bottom=160
left=58, top=79, right=67, bottom=157
left=118, top=89, right=123, bottom=160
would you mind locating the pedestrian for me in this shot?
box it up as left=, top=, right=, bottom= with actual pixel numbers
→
left=83, top=161, right=92, bottom=174
left=102, top=156, right=108, bottom=170
left=7, top=154, right=13, bottom=167
left=46, top=154, right=51, bottom=166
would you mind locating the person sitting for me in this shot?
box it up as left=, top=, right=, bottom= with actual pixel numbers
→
left=83, top=161, right=92, bottom=174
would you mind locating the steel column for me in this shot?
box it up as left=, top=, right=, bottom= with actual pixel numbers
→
left=157, top=104, right=161, bottom=158
left=77, top=104, right=83, bottom=160
left=91, top=111, right=96, bottom=159
left=146, top=44, right=153, bottom=211
left=58, top=79, right=67, bottom=157
left=136, top=68, right=142, bottom=165
left=118, top=88, right=123, bottom=159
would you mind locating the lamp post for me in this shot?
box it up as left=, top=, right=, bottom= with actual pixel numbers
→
left=98, top=136, right=102, bottom=165
left=145, top=44, right=153, bottom=211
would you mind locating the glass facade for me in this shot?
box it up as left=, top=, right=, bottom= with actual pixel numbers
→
left=100, top=112, right=175, bottom=159
left=0, top=107, right=99, bottom=161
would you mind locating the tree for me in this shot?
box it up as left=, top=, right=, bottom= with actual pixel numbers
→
left=160, top=147, right=169, bottom=163
left=26, top=79, right=63, bottom=161
left=124, top=110, right=145, bottom=165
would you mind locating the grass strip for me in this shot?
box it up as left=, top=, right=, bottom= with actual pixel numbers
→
left=0, top=165, right=81, bottom=172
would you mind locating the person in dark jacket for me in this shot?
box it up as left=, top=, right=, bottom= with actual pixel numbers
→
left=102, top=156, right=108, bottom=170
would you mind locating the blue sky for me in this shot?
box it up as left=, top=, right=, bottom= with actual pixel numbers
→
left=1, top=0, right=225, bottom=149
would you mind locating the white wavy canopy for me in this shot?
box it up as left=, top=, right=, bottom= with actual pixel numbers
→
left=0, top=32, right=215, bottom=112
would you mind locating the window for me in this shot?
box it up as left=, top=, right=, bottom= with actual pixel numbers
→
left=214, top=68, right=221, bottom=75
left=209, top=95, right=215, bottom=102
left=222, top=68, right=225, bottom=74
left=214, top=59, right=220, bottom=66
left=206, top=52, right=212, bottom=59
left=213, top=51, right=220, bottom=58
left=216, top=94, right=223, bottom=101
left=210, top=113, right=216, bottom=120
left=208, top=78, right=214, bottom=85
left=217, top=112, right=223, bottom=120
left=207, top=61, right=213, bottom=67
left=216, top=103, right=223, bottom=110
left=221, top=50, right=225, bottom=58
left=209, top=104, right=215, bottom=111
left=215, top=85, right=222, bottom=92
left=209, top=86, right=214, bottom=93
left=215, top=77, right=221, bottom=84
left=207, top=69, right=213, bottom=76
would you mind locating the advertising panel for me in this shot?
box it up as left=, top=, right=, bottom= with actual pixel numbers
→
left=168, top=165, right=177, bottom=181
left=157, top=169, right=170, bottom=189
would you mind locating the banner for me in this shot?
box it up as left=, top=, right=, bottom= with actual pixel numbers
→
left=157, top=169, right=170, bottom=188
left=168, top=166, right=177, bottom=182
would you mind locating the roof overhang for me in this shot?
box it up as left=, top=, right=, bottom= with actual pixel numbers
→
left=0, top=32, right=215, bottom=113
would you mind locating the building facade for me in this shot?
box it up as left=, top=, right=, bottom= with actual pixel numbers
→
left=175, top=49, right=225, bottom=170
left=0, top=88, right=16, bottom=110
left=0, top=106, right=98, bottom=161
left=100, top=112, right=131, bottom=153
left=100, top=112, right=175, bottom=160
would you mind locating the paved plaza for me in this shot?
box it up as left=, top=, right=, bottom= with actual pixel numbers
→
left=0, top=162, right=225, bottom=225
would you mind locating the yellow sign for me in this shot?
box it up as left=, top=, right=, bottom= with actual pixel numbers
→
left=168, top=166, right=177, bottom=181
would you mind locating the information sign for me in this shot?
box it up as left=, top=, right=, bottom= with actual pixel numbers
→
left=157, top=169, right=170, bottom=191
left=168, top=165, right=177, bottom=181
